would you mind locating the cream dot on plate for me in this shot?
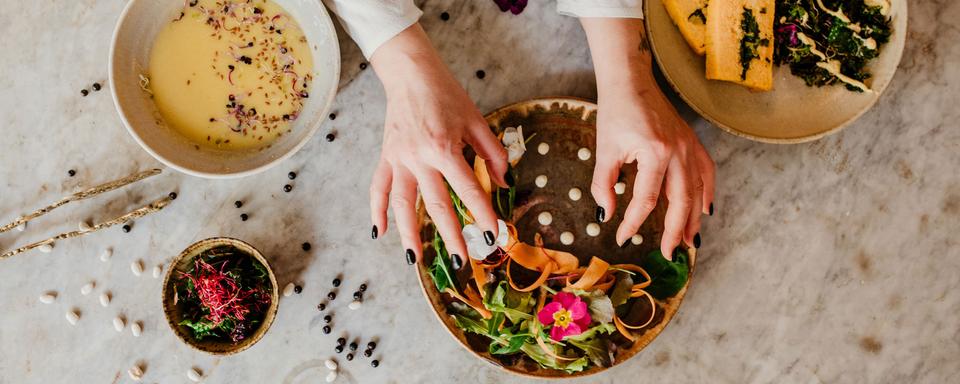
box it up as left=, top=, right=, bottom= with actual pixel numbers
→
left=537, top=142, right=550, bottom=155
left=631, top=234, right=644, bottom=245
left=537, top=212, right=553, bottom=226
left=560, top=232, right=575, bottom=245
left=577, top=147, right=592, bottom=161
left=586, top=223, right=601, bottom=237
left=614, top=182, right=626, bottom=195
left=568, top=188, right=582, bottom=201
left=535, top=175, right=548, bottom=188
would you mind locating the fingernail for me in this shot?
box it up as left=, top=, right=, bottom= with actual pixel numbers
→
left=451, top=254, right=463, bottom=270
left=619, top=240, right=628, bottom=249
left=405, top=249, right=416, bottom=265
left=483, top=230, right=496, bottom=246
left=664, top=249, right=674, bottom=261
left=595, top=206, right=606, bottom=223
left=371, top=225, right=379, bottom=240
left=504, top=171, right=515, bottom=187
left=693, top=232, right=701, bottom=248
left=709, top=203, right=714, bottom=216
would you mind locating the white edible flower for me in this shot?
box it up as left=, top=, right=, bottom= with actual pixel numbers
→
left=462, top=219, right=509, bottom=261
left=501, top=126, right=526, bottom=165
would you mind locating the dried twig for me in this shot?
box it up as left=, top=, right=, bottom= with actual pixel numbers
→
left=0, top=169, right=162, bottom=233
left=1, top=195, right=173, bottom=260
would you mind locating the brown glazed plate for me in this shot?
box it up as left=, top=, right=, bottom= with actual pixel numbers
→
left=161, top=237, right=279, bottom=355
left=644, top=0, right=908, bottom=143
left=415, top=98, right=696, bottom=378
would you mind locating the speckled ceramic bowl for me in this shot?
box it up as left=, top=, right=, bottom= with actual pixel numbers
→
left=109, top=0, right=340, bottom=178
left=161, top=237, right=279, bottom=355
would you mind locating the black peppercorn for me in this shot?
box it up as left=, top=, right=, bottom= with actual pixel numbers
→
left=288, top=171, right=297, bottom=180
left=349, top=342, right=358, bottom=351
left=168, top=192, right=178, bottom=200
left=189, top=0, right=197, bottom=6
left=328, top=113, right=336, bottom=120
left=363, top=349, right=372, bottom=357
left=325, top=133, right=335, bottom=142
left=371, top=360, right=379, bottom=368
left=327, top=291, right=336, bottom=300
left=209, top=118, right=215, bottom=122
left=294, top=285, right=302, bottom=294
left=359, top=283, right=367, bottom=292
left=121, top=224, right=131, bottom=233
left=80, top=89, right=89, bottom=97
left=324, top=315, right=332, bottom=323
left=228, top=64, right=235, bottom=70
left=353, top=291, right=362, bottom=300
left=441, top=11, right=450, bottom=21
left=283, top=184, right=293, bottom=193
left=337, top=337, right=346, bottom=345
left=359, top=62, right=368, bottom=70
left=253, top=7, right=261, bottom=13
left=346, top=353, right=354, bottom=361
left=299, top=91, right=309, bottom=98
left=240, top=213, right=249, bottom=221
left=317, top=303, right=326, bottom=311
left=68, top=169, right=76, bottom=177
left=302, top=242, right=311, bottom=251
left=367, top=341, right=377, bottom=350
left=282, top=114, right=290, bottom=121
left=332, top=278, right=341, bottom=287
left=476, top=70, right=486, bottom=79
left=234, top=200, right=243, bottom=208
left=92, top=83, right=101, bottom=91
left=335, top=344, right=344, bottom=353
left=322, top=325, right=331, bottom=334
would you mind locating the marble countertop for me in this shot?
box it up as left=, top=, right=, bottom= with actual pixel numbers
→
left=1, top=1, right=957, bottom=383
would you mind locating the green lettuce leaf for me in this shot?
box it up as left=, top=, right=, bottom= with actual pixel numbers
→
left=609, top=272, right=635, bottom=308
left=428, top=230, right=458, bottom=294
left=565, top=323, right=616, bottom=367
left=520, top=341, right=589, bottom=373
left=483, top=281, right=535, bottom=323
left=582, top=290, right=614, bottom=325
left=639, top=250, right=690, bottom=300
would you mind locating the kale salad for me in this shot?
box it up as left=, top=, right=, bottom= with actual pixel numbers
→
left=773, top=0, right=893, bottom=92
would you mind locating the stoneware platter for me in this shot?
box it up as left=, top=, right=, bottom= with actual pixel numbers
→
left=644, top=0, right=907, bottom=143
left=415, top=98, right=696, bottom=378
left=110, top=0, right=340, bottom=178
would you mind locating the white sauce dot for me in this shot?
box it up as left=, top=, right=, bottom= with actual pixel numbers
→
left=348, top=300, right=362, bottom=310
left=187, top=368, right=203, bottom=382
left=99, top=292, right=111, bottom=307
left=535, top=175, right=548, bottom=188
left=324, top=358, right=338, bottom=370
left=131, top=260, right=144, bottom=277
left=614, top=182, right=626, bottom=195
left=586, top=223, right=601, bottom=237
left=113, top=316, right=126, bottom=332
left=560, top=232, right=575, bottom=245
left=81, top=281, right=95, bottom=295
left=38, top=242, right=54, bottom=253
left=537, top=142, right=550, bottom=155
left=99, top=248, right=113, bottom=262
left=282, top=282, right=295, bottom=297
left=568, top=188, right=582, bottom=201
left=39, top=292, right=57, bottom=304
left=577, top=147, right=592, bottom=161
left=537, top=212, right=553, bottom=226
left=631, top=234, right=644, bottom=245
left=65, top=310, right=80, bottom=325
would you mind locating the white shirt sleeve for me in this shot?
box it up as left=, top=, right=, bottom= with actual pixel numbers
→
left=320, top=0, right=423, bottom=58
left=556, top=0, right=644, bottom=19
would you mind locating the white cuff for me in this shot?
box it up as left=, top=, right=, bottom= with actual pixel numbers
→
left=321, top=0, right=423, bottom=58
left=557, top=0, right=644, bottom=19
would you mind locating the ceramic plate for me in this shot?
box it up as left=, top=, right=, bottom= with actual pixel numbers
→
left=644, top=0, right=907, bottom=143
left=416, top=98, right=696, bottom=378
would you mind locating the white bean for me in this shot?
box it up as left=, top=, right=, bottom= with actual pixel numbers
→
left=325, top=370, right=337, bottom=383
left=127, top=365, right=144, bottom=381
left=348, top=300, right=362, bottom=310
left=324, top=358, right=338, bottom=370
left=187, top=367, right=203, bottom=382
left=38, top=242, right=54, bottom=253
left=113, top=316, right=126, bottom=332
left=15, top=219, right=26, bottom=232
left=152, top=265, right=163, bottom=279
left=99, top=248, right=113, bottom=262
left=39, top=292, right=57, bottom=304
left=65, top=310, right=80, bottom=325
left=131, top=321, right=143, bottom=337
left=79, top=221, right=92, bottom=231
left=80, top=281, right=95, bottom=295
left=131, top=260, right=144, bottom=276
left=282, top=282, right=295, bottom=297
left=99, top=292, right=111, bottom=307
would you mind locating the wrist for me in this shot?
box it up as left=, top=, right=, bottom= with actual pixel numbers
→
left=370, top=23, right=446, bottom=93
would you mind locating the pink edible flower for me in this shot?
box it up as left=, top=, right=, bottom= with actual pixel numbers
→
left=537, top=292, right=591, bottom=341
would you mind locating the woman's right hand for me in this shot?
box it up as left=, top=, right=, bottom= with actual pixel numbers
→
left=369, top=24, right=509, bottom=267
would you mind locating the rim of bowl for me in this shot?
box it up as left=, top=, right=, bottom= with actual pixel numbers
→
left=108, top=0, right=341, bottom=178
left=160, top=237, right=280, bottom=355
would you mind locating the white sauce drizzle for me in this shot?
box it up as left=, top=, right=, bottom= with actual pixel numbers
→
left=816, top=60, right=872, bottom=92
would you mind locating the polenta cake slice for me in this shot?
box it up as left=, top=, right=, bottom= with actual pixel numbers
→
left=663, top=0, right=709, bottom=55
left=705, top=0, right=775, bottom=91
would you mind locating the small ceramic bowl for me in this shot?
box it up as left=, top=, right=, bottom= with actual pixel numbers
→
left=109, top=0, right=340, bottom=178
left=161, top=237, right=279, bottom=355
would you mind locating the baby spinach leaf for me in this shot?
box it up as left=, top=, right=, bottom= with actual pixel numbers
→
left=639, top=250, right=690, bottom=300
left=428, top=230, right=458, bottom=294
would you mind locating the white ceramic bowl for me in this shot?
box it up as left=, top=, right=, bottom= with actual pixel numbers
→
left=110, top=0, right=340, bottom=178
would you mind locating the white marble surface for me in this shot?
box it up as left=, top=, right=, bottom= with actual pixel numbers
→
left=1, top=1, right=958, bottom=383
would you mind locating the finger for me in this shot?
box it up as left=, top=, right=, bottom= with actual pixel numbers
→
left=389, top=167, right=422, bottom=265
left=684, top=154, right=703, bottom=249
left=466, top=123, right=509, bottom=188
left=439, top=156, right=500, bottom=240
left=616, top=155, right=668, bottom=246
left=590, top=154, right=622, bottom=224
left=415, top=168, right=470, bottom=267
left=369, top=158, right=392, bottom=239
left=693, top=139, right=716, bottom=216
left=660, top=156, right=693, bottom=261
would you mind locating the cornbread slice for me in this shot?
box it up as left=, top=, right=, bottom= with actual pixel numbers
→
left=704, top=0, right=775, bottom=91
left=663, top=0, right=709, bottom=55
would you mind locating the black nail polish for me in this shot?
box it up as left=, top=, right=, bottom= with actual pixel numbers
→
left=405, top=249, right=416, bottom=265
left=451, top=254, right=463, bottom=270
left=709, top=203, right=714, bottom=216
left=620, top=241, right=628, bottom=249
left=595, top=206, right=606, bottom=223
left=483, top=231, right=495, bottom=246
left=371, top=225, right=378, bottom=240
left=693, top=232, right=701, bottom=248
left=504, top=171, right=515, bottom=187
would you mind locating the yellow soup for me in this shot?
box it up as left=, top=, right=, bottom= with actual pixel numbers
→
left=149, top=0, right=314, bottom=151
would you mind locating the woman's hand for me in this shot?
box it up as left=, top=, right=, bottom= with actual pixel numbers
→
left=581, top=18, right=715, bottom=259
left=369, top=24, right=509, bottom=266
